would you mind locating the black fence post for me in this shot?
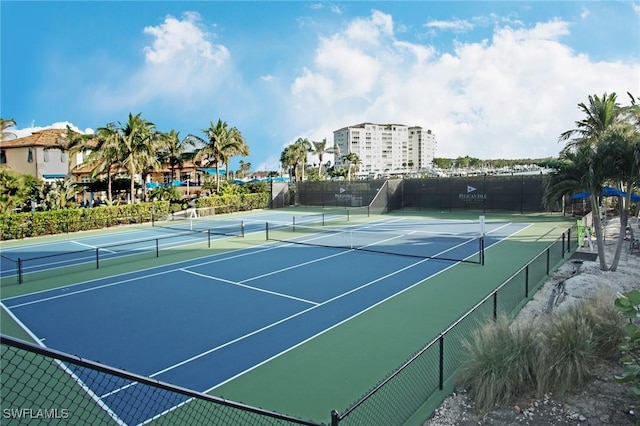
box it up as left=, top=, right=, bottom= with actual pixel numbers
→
left=438, top=334, right=445, bottom=390
left=330, top=410, right=340, bottom=426
left=562, top=233, right=566, bottom=258
left=546, top=249, right=550, bottom=275
left=17, top=258, right=23, bottom=284
left=493, top=292, right=498, bottom=319
left=525, top=265, right=529, bottom=298
left=567, top=228, right=572, bottom=253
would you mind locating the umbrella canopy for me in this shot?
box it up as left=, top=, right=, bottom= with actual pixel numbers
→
left=572, top=186, right=640, bottom=202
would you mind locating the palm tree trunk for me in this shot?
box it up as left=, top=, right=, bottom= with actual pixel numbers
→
left=589, top=195, right=609, bottom=270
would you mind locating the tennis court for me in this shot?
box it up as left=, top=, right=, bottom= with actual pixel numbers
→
left=1, top=211, right=533, bottom=424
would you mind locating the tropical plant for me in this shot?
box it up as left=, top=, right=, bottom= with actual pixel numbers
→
left=157, top=129, right=195, bottom=183
left=237, top=160, right=251, bottom=179
left=341, top=152, right=362, bottom=181
left=547, top=92, right=638, bottom=271
left=49, top=125, right=93, bottom=178
left=1, top=117, right=16, bottom=140
left=88, top=122, right=124, bottom=203
left=38, top=179, right=79, bottom=210
left=188, top=119, right=249, bottom=193
left=0, top=169, right=34, bottom=213
left=280, top=140, right=309, bottom=182
left=120, top=113, right=159, bottom=202
left=310, top=138, right=336, bottom=174
left=614, top=290, right=640, bottom=399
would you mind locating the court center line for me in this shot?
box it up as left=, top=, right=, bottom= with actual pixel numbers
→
left=179, top=268, right=319, bottom=305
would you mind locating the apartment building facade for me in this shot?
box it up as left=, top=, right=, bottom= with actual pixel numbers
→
left=333, top=123, right=437, bottom=178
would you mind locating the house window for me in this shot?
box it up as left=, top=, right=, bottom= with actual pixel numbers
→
left=27, top=148, right=33, bottom=163
left=61, top=151, right=67, bottom=163
left=0, top=150, right=6, bottom=164
left=44, top=150, right=50, bottom=162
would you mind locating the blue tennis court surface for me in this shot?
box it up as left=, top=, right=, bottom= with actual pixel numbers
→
left=1, top=215, right=529, bottom=424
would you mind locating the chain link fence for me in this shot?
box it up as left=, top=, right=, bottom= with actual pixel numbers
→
left=0, top=334, right=324, bottom=426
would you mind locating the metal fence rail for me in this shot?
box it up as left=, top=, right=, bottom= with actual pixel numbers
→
left=0, top=334, right=324, bottom=426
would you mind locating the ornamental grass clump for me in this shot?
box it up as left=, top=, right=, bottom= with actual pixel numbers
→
left=458, top=315, right=537, bottom=413
left=535, top=305, right=599, bottom=396
left=581, top=291, right=626, bottom=360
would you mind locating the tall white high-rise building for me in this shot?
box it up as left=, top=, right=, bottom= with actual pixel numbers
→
left=333, top=123, right=437, bottom=177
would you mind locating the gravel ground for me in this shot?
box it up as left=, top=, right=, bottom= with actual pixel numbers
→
left=425, top=217, right=640, bottom=426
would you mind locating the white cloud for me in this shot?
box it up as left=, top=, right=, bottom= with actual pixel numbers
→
left=580, top=8, right=590, bottom=19
left=90, top=12, right=232, bottom=110
left=288, top=11, right=640, bottom=160
left=9, top=122, right=92, bottom=138
left=424, top=19, right=474, bottom=33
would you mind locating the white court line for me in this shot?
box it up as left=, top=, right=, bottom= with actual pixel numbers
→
left=179, top=269, right=319, bottom=305
left=71, top=240, right=117, bottom=254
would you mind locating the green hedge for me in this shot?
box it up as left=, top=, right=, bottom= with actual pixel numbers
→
left=0, top=202, right=170, bottom=240
left=195, top=193, right=270, bottom=213
left=0, top=193, right=270, bottom=240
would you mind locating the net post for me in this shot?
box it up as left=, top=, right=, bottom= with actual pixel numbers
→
left=17, top=258, right=23, bottom=284
left=241, top=221, right=245, bottom=238
left=156, top=239, right=159, bottom=257
left=208, top=230, right=211, bottom=248
left=292, top=216, right=296, bottom=232
left=265, top=222, right=269, bottom=240
left=367, top=205, right=370, bottom=217
left=347, top=210, right=350, bottom=221
left=561, top=233, right=566, bottom=258
left=322, top=213, right=325, bottom=226
left=96, top=248, right=100, bottom=269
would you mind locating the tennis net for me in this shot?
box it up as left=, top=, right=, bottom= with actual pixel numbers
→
left=152, top=210, right=245, bottom=237
left=265, top=222, right=484, bottom=264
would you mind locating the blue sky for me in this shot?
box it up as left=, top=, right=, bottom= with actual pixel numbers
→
left=2, top=1, right=639, bottom=172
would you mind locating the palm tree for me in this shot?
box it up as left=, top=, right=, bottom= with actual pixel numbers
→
left=157, top=129, right=194, bottom=183
left=188, top=119, right=249, bottom=193
left=559, top=93, right=621, bottom=149
left=120, top=113, right=158, bottom=202
left=49, top=125, right=92, bottom=178
left=280, top=140, right=309, bottom=182
left=545, top=144, right=609, bottom=270
left=87, top=122, right=124, bottom=203
left=597, top=106, right=640, bottom=270
left=1, top=118, right=16, bottom=140
left=311, top=138, right=336, bottom=174
left=342, top=152, right=362, bottom=182
left=237, top=160, right=251, bottom=178
left=293, top=138, right=311, bottom=181
left=218, top=126, right=249, bottom=182
left=551, top=92, right=629, bottom=271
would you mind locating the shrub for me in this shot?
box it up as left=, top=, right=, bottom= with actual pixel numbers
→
left=459, top=294, right=626, bottom=412
left=458, top=316, right=537, bottom=413
left=535, top=306, right=599, bottom=396
left=614, top=290, right=640, bottom=399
